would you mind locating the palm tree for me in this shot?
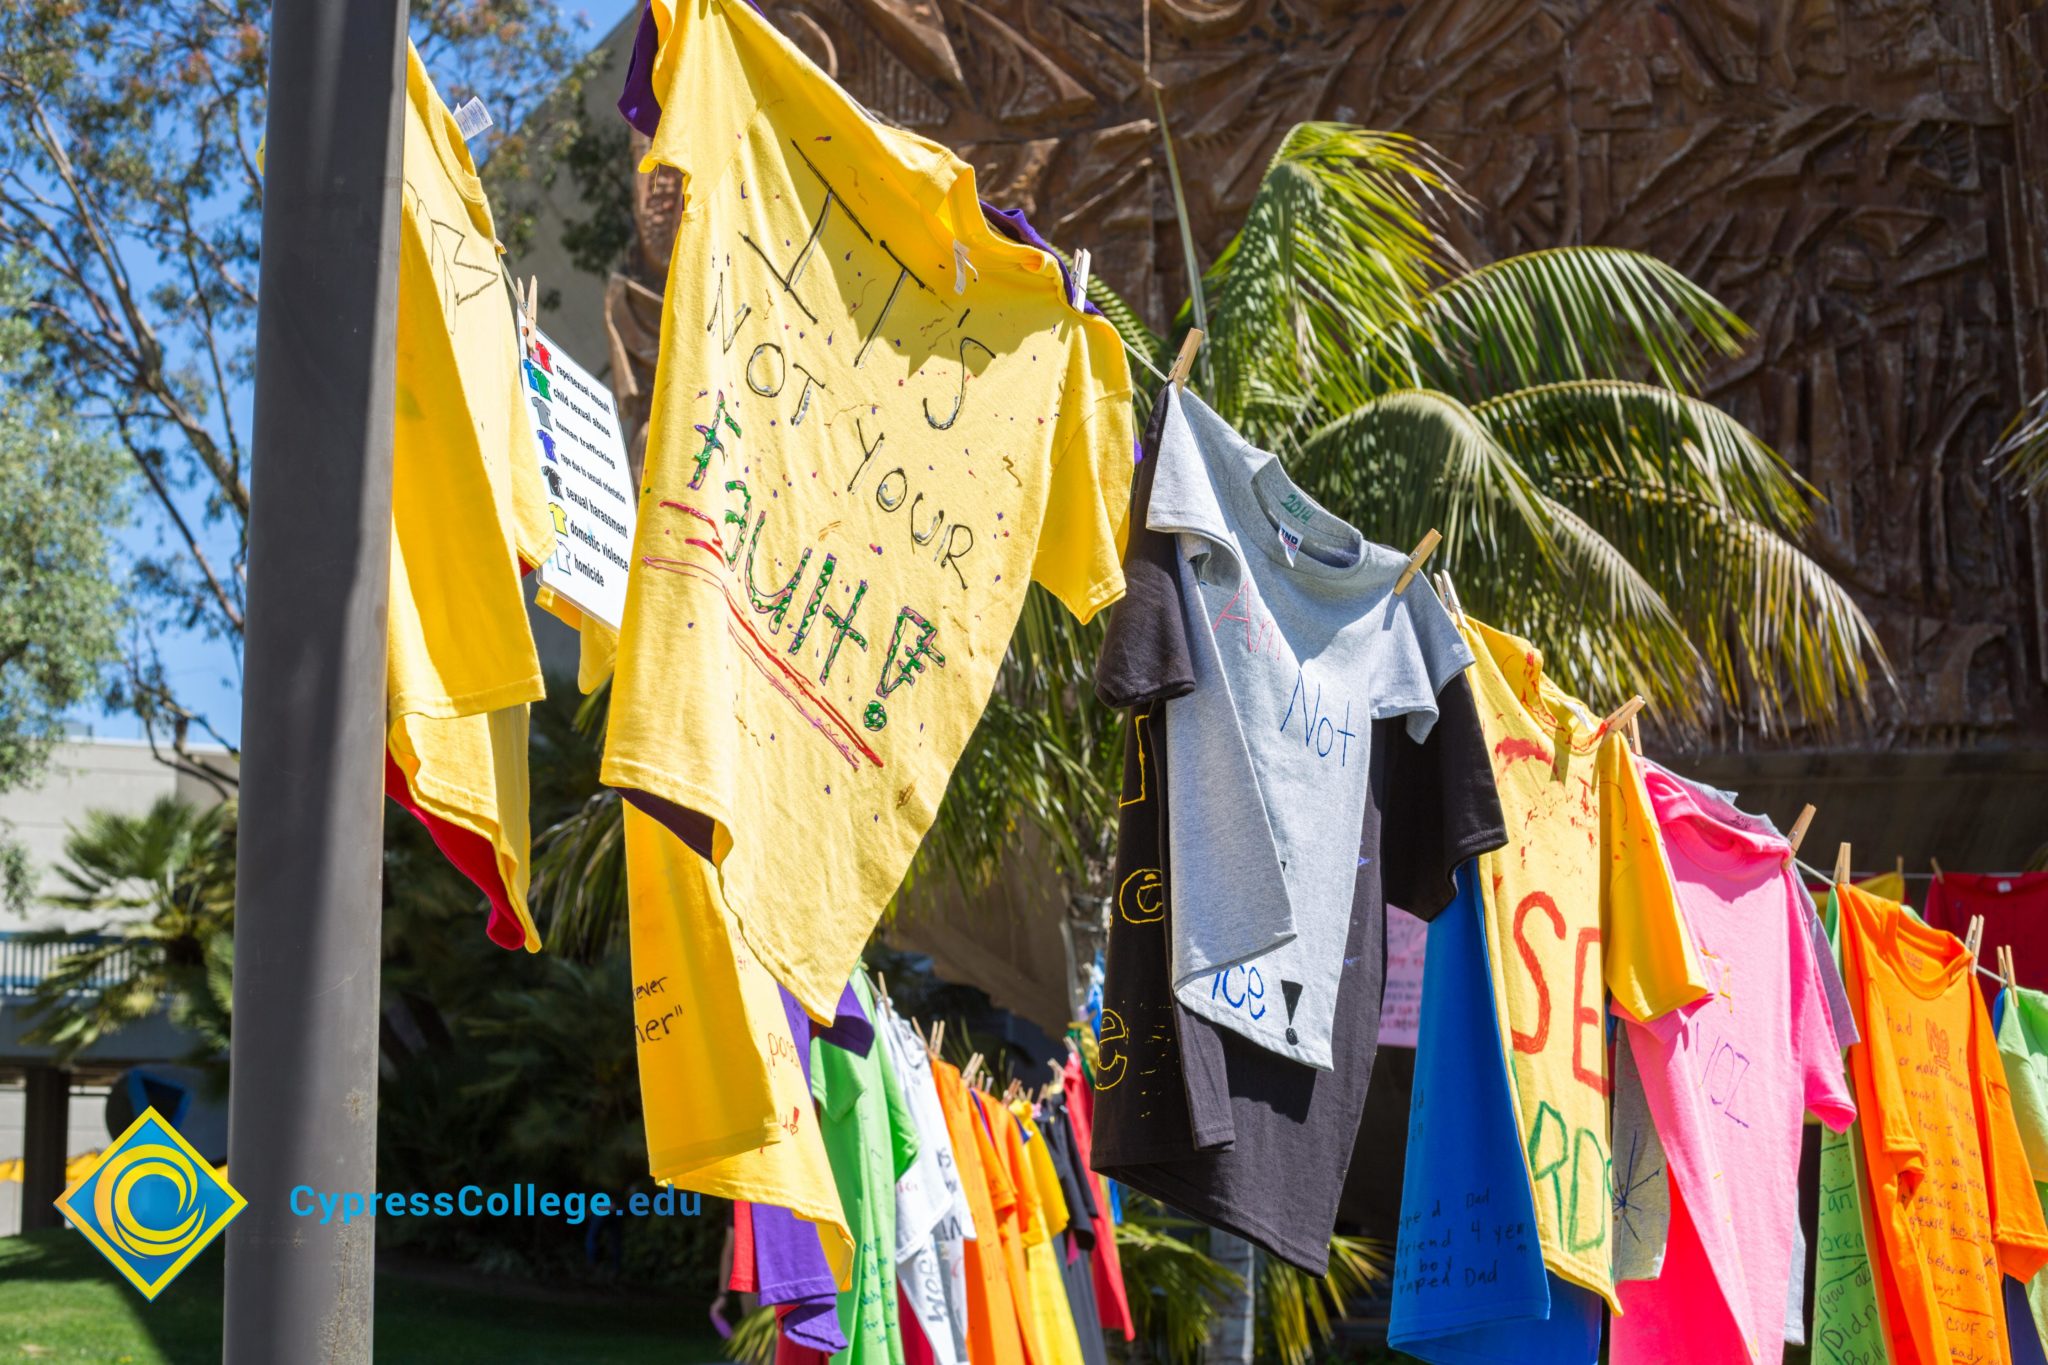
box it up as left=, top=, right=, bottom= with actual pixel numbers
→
left=911, top=122, right=1888, bottom=1362
left=23, top=796, right=236, bottom=1082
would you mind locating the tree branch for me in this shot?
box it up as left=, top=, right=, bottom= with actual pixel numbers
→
left=117, top=414, right=245, bottom=634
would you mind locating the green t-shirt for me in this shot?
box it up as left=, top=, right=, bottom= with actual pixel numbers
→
left=813, top=972, right=920, bottom=1365
left=1813, top=888, right=1887, bottom=1365
left=1996, top=983, right=2048, bottom=1356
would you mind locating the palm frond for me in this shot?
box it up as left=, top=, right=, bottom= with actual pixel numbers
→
left=1551, top=477, right=1892, bottom=734
left=1202, top=125, right=1459, bottom=448
left=1114, top=1196, right=1244, bottom=1365
left=1482, top=494, right=1712, bottom=730
left=1407, top=246, right=1749, bottom=397
left=1474, top=379, right=1809, bottom=532
left=1291, top=388, right=1554, bottom=562
left=1993, top=388, right=2048, bottom=494
left=528, top=787, right=627, bottom=961
left=1258, top=1233, right=1389, bottom=1365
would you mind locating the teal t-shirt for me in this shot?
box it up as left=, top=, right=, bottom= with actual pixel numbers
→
left=813, top=972, right=920, bottom=1365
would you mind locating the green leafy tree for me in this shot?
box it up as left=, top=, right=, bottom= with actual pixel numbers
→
left=22, top=796, right=237, bottom=1083
left=0, top=0, right=611, bottom=760
left=0, top=260, right=126, bottom=910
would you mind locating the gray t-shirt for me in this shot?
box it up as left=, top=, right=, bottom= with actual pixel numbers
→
left=1149, top=388, right=1472, bottom=1068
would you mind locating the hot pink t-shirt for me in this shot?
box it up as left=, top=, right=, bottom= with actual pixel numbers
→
left=1612, top=769, right=1857, bottom=1365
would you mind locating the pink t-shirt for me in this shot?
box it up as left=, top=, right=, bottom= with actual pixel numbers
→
left=1612, top=769, right=1857, bottom=1365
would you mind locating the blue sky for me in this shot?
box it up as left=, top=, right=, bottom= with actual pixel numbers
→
left=74, top=0, right=643, bottom=750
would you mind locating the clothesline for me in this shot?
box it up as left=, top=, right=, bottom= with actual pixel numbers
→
left=1791, top=856, right=2017, bottom=986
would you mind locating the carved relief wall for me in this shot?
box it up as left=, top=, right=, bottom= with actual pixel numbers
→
left=605, top=0, right=2048, bottom=753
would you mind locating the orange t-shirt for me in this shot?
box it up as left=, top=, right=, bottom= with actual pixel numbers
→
left=1839, top=882, right=2048, bottom=1364
left=972, top=1089, right=1046, bottom=1365
left=931, top=1063, right=1026, bottom=1365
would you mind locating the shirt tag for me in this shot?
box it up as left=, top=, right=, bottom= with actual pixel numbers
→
left=453, top=97, right=494, bottom=142
left=1276, top=523, right=1302, bottom=566
left=2001, top=880, right=2015, bottom=893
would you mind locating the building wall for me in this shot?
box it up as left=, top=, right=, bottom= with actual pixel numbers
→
left=598, top=0, right=2048, bottom=751
left=0, top=740, right=235, bottom=932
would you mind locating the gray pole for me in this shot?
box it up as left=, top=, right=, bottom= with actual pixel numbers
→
left=224, top=1, right=405, bottom=1359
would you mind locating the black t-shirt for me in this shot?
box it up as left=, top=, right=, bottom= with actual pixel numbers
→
left=1087, top=395, right=1506, bottom=1273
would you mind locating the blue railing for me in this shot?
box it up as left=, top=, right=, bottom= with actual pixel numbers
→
left=0, top=932, right=140, bottom=997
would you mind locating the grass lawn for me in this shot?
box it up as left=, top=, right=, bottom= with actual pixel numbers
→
left=0, top=1229, right=730, bottom=1363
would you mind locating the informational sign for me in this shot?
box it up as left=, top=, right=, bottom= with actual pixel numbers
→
left=524, top=327, right=635, bottom=629
left=1379, top=906, right=1428, bottom=1048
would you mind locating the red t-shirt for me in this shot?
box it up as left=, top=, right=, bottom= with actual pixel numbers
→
left=1924, top=871, right=2048, bottom=1002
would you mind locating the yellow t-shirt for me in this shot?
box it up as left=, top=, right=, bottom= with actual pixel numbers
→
left=603, top=0, right=1135, bottom=1020
left=625, top=803, right=852, bottom=1281
left=389, top=43, right=553, bottom=950
left=1462, top=617, right=1708, bottom=1306
left=1010, top=1106, right=1088, bottom=1365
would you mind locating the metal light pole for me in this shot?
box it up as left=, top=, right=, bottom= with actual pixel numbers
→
left=224, top=1, right=406, bottom=1359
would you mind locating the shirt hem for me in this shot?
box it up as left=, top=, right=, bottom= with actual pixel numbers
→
left=646, top=1119, right=783, bottom=1185
left=1387, top=1297, right=1561, bottom=1360
left=1102, top=1164, right=1334, bottom=1275
left=1544, top=1252, right=1621, bottom=1313
left=390, top=673, right=543, bottom=723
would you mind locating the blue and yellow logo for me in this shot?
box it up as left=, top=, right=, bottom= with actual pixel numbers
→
left=55, top=1106, right=245, bottom=1299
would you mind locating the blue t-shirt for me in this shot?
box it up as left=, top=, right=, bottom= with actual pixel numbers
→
left=1389, top=862, right=1602, bottom=1365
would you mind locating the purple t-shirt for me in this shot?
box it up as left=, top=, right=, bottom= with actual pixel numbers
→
left=748, top=981, right=871, bottom=1352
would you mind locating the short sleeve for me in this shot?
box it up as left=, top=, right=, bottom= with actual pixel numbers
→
left=1844, top=916, right=1927, bottom=1201
left=1021, top=1114, right=1071, bottom=1236
left=1003, top=1116, right=1047, bottom=1245
left=1095, top=396, right=1195, bottom=708
left=971, top=1094, right=1017, bottom=1216
left=642, top=0, right=760, bottom=205
left=1387, top=583, right=1477, bottom=744
left=1798, top=880, right=1860, bottom=1048
left=1787, top=871, right=1856, bottom=1131
left=1380, top=671, right=1506, bottom=922
left=1600, top=733, right=1709, bottom=1022
left=881, top=1038, right=920, bottom=1182
left=811, top=1039, right=863, bottom=1120
left=1971, top=991, right=2048, bottom=1282
left=1032, top=364, right=1136, bottom=626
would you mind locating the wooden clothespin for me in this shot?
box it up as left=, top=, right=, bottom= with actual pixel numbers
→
left=1894, top=855, right=1904, bottom=883
left=1167, top=328, right=1204, bottom=390
left=1833, top=841, right=1853, bottom=886
left=1998, top=944, right=2016, bottom=988
left=1601, top=695, right=1647, bottom=739
left=1783, top=805, right=1816, bottom=868
left=1394, top=529, right=1443, bottom=595
left=1432, top=569, right=1466, bottom=622
left=1003, top=1078, right=1024, bottom=1105
left=872, top=971, right=890, bottom=1009
left=962, top=1052, right=985, bottom=1090
left=1965, top=914, right=1985, bottom=960
left=520, top=274, right=539, bottom=341
left=1931, top=856, right=1947, bottom=883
